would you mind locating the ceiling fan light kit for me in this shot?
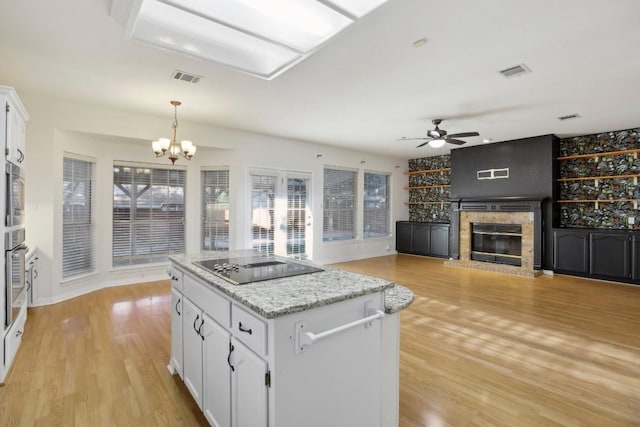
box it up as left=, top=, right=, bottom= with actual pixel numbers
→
left=399, top=118, right=480, bottom=149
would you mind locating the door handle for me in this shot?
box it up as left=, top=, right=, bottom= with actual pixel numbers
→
left=198, top=318, right=205, bottom=341
left=238, top=322, right=253, bottom=335
left=227, top=342, right=235, bottom=372
left=175, top=298, right=181, bottom=316
left=193, top=314, right=200, bottom=333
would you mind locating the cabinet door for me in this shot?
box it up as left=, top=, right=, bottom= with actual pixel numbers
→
left=632, top=235, right=640, bottom=281
left=171, top=289, right=184, bottom=378
left=411, top=223, right=430, bottom=255
left=590, top=233, right=631, bottom=279
left=430, top=225, right=450, bottom=257
left=5, top=100, right=25, bottom=166
left=182, top=298, right=204, bottom=409
left=202, top=314, right=232, bottom=427
left=553, top=230, right=589, bottom=273
left=231, top=338, right=268, bottom=427
left=395, top=222, right=412, bottom=253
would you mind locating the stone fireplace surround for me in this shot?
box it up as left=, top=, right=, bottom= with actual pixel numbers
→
left=445, top=198, right=544, bottom=277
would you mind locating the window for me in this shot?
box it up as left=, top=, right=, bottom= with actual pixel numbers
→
left=250, top=173, right=276, bottom=254
left=201, top=169, right=230, bottom=250
left=323, top=168, right=356, bottom=241
left=363, top=172, right=390, bottom=238
left=63, top=156, right=95, bottom=278
left=113, top=163, right=185, bottom=266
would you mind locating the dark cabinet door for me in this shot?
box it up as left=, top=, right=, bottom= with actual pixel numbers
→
left=590, top=233, right=631, bottom=279
left=632, top=235, right=640, bottom=281
left=553, top=230, right=589, bottom=273
left=430, top=225, right=450, bottom=258
left=411, top=223, right=430, bottom=255
left=396, top=222, right=412, bottom=254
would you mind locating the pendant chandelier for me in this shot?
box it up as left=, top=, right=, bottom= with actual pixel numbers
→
left=152, top=100, right=196, bottom=165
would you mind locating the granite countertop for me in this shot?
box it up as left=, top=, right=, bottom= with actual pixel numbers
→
left=169, top=251, right=413, bottom=319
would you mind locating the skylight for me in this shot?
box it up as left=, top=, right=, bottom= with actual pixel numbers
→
left=111, top=0, right=391, bottom=80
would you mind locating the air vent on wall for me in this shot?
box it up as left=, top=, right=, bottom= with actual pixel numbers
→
left=171, top=70, right=202, bottom=84
left=499, top=63, right=531, bottom=78
left=558, top=113, right=581, bottom=121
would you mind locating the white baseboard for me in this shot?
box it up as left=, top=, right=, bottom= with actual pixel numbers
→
left=31, top=274, right=169, bottom=307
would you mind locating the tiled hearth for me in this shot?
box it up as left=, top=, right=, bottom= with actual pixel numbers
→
left=445, top=200, right=543, bottom=277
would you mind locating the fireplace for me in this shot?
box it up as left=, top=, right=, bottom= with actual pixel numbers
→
left=445, top=198, right=544, bottom=277
left=471, top=223, right=522, bottom=266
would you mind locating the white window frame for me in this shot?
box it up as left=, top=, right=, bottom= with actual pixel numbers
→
left=322, top=166, right=358, bottom=242
left=62, top=153, right=96, bottom=278
left=363, top=170, right=391, bottom=239
left=112, top=161, right=186, bottom=267
left=201, top=168, right=230, bottom=251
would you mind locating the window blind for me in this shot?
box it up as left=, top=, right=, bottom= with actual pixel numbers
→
left=63, top=156, right=95, bottom=278
left=113, top=164, right=185, bottom=266
left=363, top=172, right=390, bottom=238
left=323, top=168, right=356, bottom=241
left=287, top=178, right=308, bottom=257
left=201, top=169, right=230, bottom=250
left=250, top=174, right=276, bottom=254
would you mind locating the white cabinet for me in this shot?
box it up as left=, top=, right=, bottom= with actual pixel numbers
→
left=170, top=288, right=183, bottom=378
left=230, top=338, right=268, bottom=427
left=183, top=297, right=204, bottom=409
left=26, top=250, right=38, bottom=305
left=202, top=314, right=231, bottom=427
left=170, top=265, right=389, bottom=427
left=1, top=86, right=29, bottom=167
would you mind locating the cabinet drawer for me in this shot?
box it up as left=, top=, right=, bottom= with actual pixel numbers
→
left=168, top=266, right=184, bottom=292
left=231, top=305, right=267, bottom=356
left=183, top=274, right=230, bottom=328
left=4, top=305, right=26, bottom=367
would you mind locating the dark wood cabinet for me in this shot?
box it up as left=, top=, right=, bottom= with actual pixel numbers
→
left=412, top=224, right=430, bottom=255
left=396, top=222, right=449, bottom=258
left=590, top=233, right=631, bottom=280
left=553, top=229, right=589, bottom=274
left=430, top=225, right=450, bottom=257
left=396, top=222, right=412, bottom=254
left=553, top=228, right=640, bottom=285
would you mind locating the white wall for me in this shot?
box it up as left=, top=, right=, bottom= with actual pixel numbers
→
left=22, top=92, right=409, bottom=304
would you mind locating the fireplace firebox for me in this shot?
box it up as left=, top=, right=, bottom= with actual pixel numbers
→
left=471, top=223, right=522, bottom=266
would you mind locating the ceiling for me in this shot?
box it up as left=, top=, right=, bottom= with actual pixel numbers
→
left=1, top=0, right=639, bottom=159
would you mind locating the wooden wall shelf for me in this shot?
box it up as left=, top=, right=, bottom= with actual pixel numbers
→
left=404, top=168, right=451, bottom=176
left=558, top=174, right=640, bottom=182
left=557, top=148, right=640, bottom=161
left=404, top=184, right=451, bottom=190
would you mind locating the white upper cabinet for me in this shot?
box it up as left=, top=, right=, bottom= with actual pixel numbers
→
left=0, top=86, right=29, bottom=168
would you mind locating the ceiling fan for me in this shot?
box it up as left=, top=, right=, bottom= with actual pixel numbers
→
left=399, top=119, right=479, bottom=148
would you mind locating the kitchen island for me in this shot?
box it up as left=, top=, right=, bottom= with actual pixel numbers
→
left=169, top=251, right=413, bottom=427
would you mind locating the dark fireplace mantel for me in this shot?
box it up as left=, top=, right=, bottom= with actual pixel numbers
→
left=449, top=198, right=545, bottom=269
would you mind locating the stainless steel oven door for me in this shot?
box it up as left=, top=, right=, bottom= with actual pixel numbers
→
left=5, top=229, right=26, bottom=328
left=6, top=161, right=25, bottom=227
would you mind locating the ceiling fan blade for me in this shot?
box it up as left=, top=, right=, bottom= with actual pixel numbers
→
left=447, top=131, right=479, bottom=138
left=446, top=139, right=467, bottom=145
left=416, top=140, right=432, bottom=148
left=397, top=137, right=432, bottom=141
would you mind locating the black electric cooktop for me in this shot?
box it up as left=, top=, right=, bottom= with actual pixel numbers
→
left=193, top=256, right=323, bottom=285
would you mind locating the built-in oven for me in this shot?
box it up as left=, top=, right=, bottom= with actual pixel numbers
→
left=6, top=161, right=25, bottom=227
left=5, top=228, right=26, bottom=328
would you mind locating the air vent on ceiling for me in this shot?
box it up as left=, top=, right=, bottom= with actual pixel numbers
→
left=499, top=63, right=531, bottom=78
left=558, top=113, right=581, bottom=121
left=171, top=70, right=202, bottom=84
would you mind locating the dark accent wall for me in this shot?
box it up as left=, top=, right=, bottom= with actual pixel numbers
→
left=450, top=134, right=559, bottom=200
left=449, top=134, right=559, bottom=270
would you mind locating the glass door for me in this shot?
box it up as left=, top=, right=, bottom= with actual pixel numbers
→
left=249, top=170, right=311, bottom=258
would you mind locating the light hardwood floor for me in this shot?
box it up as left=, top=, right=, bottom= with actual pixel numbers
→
left=1, top=255, right=639, bottom=426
